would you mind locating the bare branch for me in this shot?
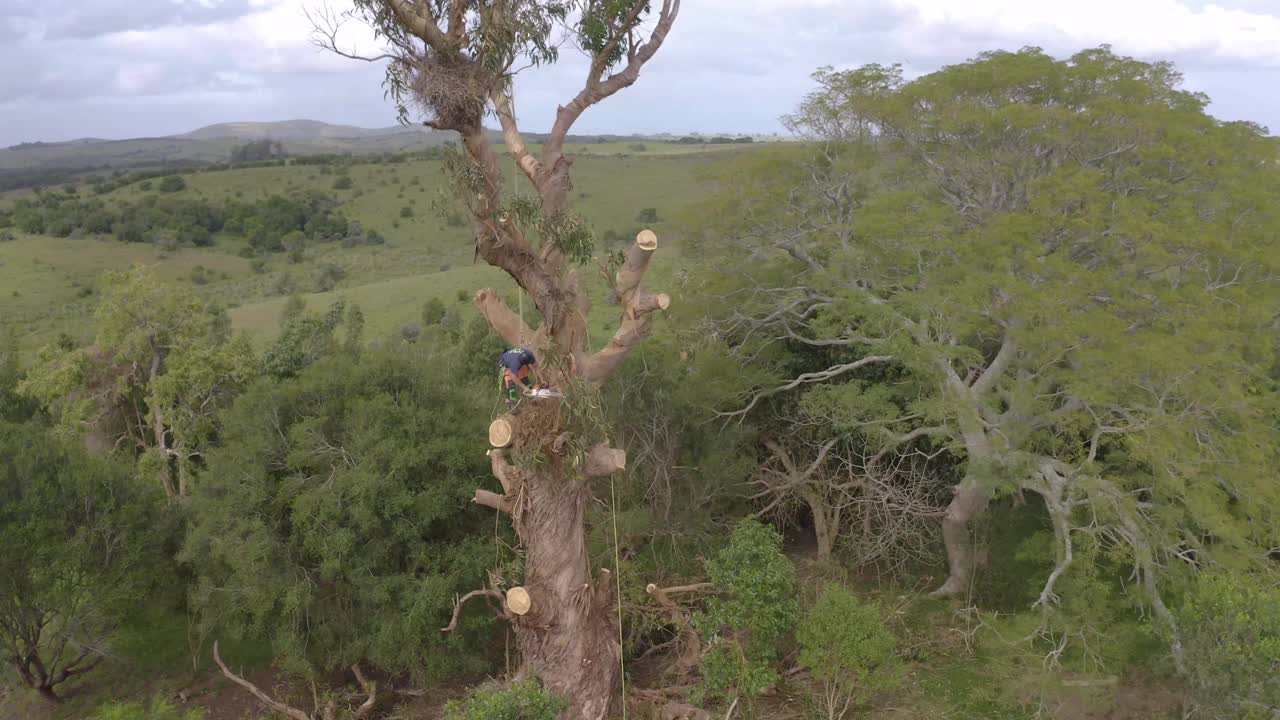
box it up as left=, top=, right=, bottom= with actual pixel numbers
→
left=473, top=288, right=540, bottom=351
left=441, top=589, right=508, bottom=633
left=213, top=641, right=311, bottom=720
left=306, top=5, right=396, bottom=63
left=350, top=663, right=376, bottom=719
left=545, top=0, right=681, bottom=154
left=474, top=489, right=514, bottom=513
left=722, top=355, right=896, bottom=420
left=387, top=0, right=449, bottom=49
left=970, top=333, right=1017, bottom=396
left=490, top=84, right=542, bottom=187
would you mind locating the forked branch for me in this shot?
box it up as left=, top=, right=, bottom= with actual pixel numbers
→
left=580, top=231, right=671, bottom=385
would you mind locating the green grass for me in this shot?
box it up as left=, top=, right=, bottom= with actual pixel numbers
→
left=1, top=145, right=728, bottom=357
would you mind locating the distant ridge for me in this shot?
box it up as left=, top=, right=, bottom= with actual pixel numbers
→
left=178, top=119, right=414, bottom=141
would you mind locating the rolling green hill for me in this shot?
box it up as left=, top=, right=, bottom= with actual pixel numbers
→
left=0, top=142, right=743, bottom=355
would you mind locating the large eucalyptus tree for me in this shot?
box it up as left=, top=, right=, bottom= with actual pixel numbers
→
left=312, top=3, right=681, bottom=717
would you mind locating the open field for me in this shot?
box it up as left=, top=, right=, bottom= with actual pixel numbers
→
left=1, top=142, right=738, bottom=354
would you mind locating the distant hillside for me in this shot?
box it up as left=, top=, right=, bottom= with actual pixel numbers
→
left=0, top=118, right=694, bottom=191
left=180, top=119, right=409, bottom=141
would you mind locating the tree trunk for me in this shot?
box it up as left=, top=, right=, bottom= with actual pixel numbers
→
left=933, top=473, right=991, bottom=596
left=35, top=684, right=59, bottom=703
left=510, top=460, right=619, bottom=720
left=800, top=488, right=836, bottom=564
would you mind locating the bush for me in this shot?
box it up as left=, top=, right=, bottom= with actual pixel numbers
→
left=250, top=258, right=267, bottom=274
left=797, top=586, right=900, bottom=720
left=400, top=205, right=414, bottom=218
left=189, top=266, right=210, bottom=286
left=0, top=230, right=15, bottom=242
left=628, top=143, right=648, bottom=152
left=139, top=181, right=153, bottom=191
left=399, top=323, right=422, bottom=343
left=1179, top=570, right=1280, bottom=718
left=443, top=680, right=567, bottom=720
left=422, top=297, right=447, bottom=326
left=157, top=175, right=186, bottom=193
left=332, top=176, right=354, bottom=190
left=636, top=207, right=659, bottom=223
left=315, top=263, right=347, bottom=292
left=694, top=519, right=799, bottom=713
left=180, top=226, right=213, bottom=247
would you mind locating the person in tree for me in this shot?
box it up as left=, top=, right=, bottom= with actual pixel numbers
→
left=499, top=347, right=537, bottom=409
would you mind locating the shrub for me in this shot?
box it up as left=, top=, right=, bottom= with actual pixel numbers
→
left=157, top=175, right=186, bottom=193
left=456, top=289, right=470, bottom=303
left=189, top=266, right=210, bottom=286
left=332, top=176, right=354, bottom=190
left=400, top=205, right=413, bottom=218
left=0, top=230, right=15, bottom=242
left=797, top=586, right=901, bottom=720
left=180, top=226, right=213, bottom=247
left=250, top=258, right=267, bottom=274
left=636, top=207, right=659, bottom=223
left=315, top=263, right=346, bottom=292
left=422, top=297, right=447, bottom=326
left=1179, top=570, right=1280, bottom=718
left=694, top=519, right=799, bottom=713
left=139, top=181, right=153, bottom=191
left=443, top=680, right=567, bottom=720
left=628, top=143, right=648, bottom=152
left=399, top=323, right=422, bottom=343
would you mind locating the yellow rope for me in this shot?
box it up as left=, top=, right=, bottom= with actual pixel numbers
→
left=610, top=472, right=627, bottom=719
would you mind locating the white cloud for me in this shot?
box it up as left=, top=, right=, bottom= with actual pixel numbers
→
left=891, top=0, right=1280, bottom=66
left=1, top=0, right=1278, bottom=145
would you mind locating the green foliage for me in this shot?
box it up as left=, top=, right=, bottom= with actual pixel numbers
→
left=157, top=175, right=186, bottom=193
left=261, top=298, right=353, bottom=379
left=422, top=297, right=447, bottom=326
left=94, top=696, right=202, bottom=720
left=0, top=422, right=169, bottom=697
left=332, top=175, right=354, bottom=190
left=182, top=345, right=493, bottom=681
left=694, top=519, right=799, bottom=710
left=797, top=586, right=901, bottom=719
left=700, top=47, right=1280, bottom=660
left=1178, top=570, right=1280, bottom=718
left=443, top=680, right=569, bottom=720
left=635, top=207, right=658, bottom=223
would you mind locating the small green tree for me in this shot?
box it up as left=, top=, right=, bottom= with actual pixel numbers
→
left=0, top=422, right=167, bottom=702
left=443, top=680, right=568, bottom=720
left=694, top=519, right=799, bottom=714
left=422, top=297, right=447, bottom=326
left=183, top=346, right=493, bottom=686
left=797, top=586, right=901, bottom=720
left=157, top=175, right=186, bottom=193
left=332, top=176, right=353, bottom=190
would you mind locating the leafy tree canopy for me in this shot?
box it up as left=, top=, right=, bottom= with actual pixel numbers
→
left=182, top=346, right=495, bottom=681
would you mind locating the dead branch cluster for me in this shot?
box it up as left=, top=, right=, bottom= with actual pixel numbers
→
left=754, top=437, right=945, bottom=572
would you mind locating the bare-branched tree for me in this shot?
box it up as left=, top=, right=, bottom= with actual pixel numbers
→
left=309, top=3, right=681, bottom=718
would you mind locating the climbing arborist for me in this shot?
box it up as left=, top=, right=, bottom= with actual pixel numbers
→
left=499, top=347, right=537, bottom=409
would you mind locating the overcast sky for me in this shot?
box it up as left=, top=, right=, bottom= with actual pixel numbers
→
left=2, top=0, right=1279, bottom=146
